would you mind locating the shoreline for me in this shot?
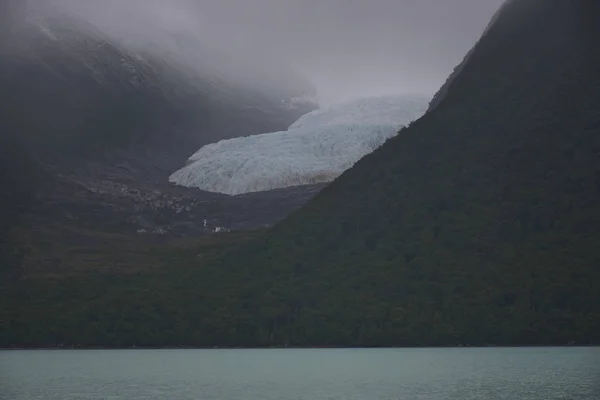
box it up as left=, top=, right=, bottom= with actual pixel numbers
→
left=1, top=343, right=594, bottom=351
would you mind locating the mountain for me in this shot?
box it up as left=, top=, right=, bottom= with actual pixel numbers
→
left=0, top=0, right=325, bottom=295
left=3, top=0, right=600, bottom=348
left=1, top=1, right=317, bottom=168
left=211, top=0, right=600, bottom=346
left=170, top=95, right=429, bottom=195
left=0, top=0, right=320, bottom=270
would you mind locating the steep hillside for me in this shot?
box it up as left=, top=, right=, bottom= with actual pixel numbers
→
left=216, top=0, right=600, bottom=345
left=3, top=0, right=600, bottom=347
left=0, top=3, right=316, bottom=170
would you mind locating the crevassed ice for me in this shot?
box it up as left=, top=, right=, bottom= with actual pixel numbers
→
left=170, top=94, right=430, bottom=195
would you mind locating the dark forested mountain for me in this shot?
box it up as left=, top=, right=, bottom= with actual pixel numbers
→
left=216, top=0, right=600, bottom=346
left=3, top=0, right=600, bottom=347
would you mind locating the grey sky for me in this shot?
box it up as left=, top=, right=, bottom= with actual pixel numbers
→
left=189, top=0, right=506, bottom=103
left=25, top=0, right=505, bottom=104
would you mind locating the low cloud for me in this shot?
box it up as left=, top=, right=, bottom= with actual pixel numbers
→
left=14, top=0, right=505, bottom=104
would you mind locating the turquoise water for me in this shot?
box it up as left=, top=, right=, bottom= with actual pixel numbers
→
left=1, top=347, right=598, bottom=399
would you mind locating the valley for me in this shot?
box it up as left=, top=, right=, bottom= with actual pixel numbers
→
left=2, top=0, right=600, bottom=349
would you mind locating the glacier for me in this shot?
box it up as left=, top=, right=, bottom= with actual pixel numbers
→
left=170, top=95, right=430, bottom=195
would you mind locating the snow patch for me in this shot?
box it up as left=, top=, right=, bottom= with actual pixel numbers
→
left=170, top=94, right=429, bottom=195
left=38, top=26, right=59, bottom=41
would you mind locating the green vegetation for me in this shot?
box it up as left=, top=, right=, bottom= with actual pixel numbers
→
left=0, top=229, right=264, bottom=347
left=3, top=0, right=600, bottom=347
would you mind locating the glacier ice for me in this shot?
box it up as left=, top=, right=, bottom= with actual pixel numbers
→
left=170, top=95, right=430, bottom=195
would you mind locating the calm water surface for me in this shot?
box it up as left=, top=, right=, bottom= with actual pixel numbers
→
left=1, top=348, right=598, bottom=400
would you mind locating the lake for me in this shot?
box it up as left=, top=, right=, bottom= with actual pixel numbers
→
left=1, top=348, right=598, bottom=400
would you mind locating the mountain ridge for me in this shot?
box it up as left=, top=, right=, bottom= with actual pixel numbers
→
left=3, top=0, right=600, bottom=347
left=0, top=0, right=320, bottom=277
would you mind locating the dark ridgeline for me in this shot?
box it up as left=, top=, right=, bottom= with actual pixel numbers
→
left=2, top=0, right=600, bottom=347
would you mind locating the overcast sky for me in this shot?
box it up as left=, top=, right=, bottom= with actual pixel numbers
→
left=30, top=0, right=505, bottom=104
left=188, top=0, right=506, bottom=103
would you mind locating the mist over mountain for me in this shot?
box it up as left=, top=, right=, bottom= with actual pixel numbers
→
left=0, top=0, right=504, bottom=246
left=184, top=0, right=505, bottom=103
left=4, top=0, right=505, bottom=104
left=1, top=0, right=316, bottom=157
left=0, top=0, right=319, bottom=272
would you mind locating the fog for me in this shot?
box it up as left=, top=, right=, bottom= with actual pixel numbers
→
left=15, top=0, right=505, bottom=104
left=190, top=0, right=507, bottom=103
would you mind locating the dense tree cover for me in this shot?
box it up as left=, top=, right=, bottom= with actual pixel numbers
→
left=3, top=0, right=600, bottom=347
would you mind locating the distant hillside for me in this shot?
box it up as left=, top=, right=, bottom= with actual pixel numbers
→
left=0, top=3, right=316, bottom=217
left=0, top=2, right=316, bottom=166
left=3, top=0, right=600, bottom=348
left=0, top=1, right=317, bottom=281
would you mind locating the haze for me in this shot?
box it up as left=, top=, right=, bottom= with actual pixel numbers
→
left=14, top=0, right=505, bottom=104
left=191, top=0, right=506, bottom=103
